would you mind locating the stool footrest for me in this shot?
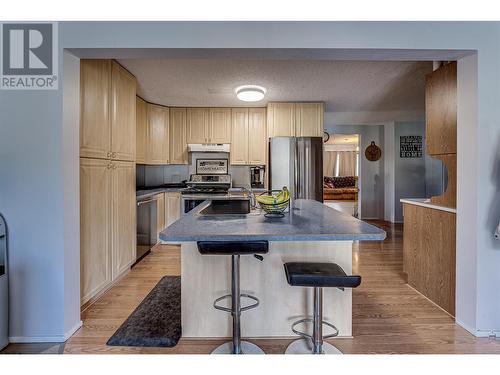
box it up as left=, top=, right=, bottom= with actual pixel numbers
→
left=291, top=318, right=339, bottom=340
left=213, top=294, right=260, bottom=313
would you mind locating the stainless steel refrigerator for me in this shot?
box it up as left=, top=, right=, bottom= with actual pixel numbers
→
left=269, top=137, right=323, bottom=202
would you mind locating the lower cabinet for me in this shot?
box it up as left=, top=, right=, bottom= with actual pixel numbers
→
left=403, top=203, right=456, bottom=316
left=165, top=192, right=181, bottom=227
left=80, top=157, right=136, bottom=306
left=156, top=193, right=165, bottom=242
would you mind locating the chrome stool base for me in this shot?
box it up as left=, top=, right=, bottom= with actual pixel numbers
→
left=285, top=338, right=343, bottom=355
left=212, top=341, right=265, bottom=354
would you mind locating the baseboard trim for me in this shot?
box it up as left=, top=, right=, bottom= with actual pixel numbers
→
left=455, top=319, right=500, bottom=338
left=9, top=320, right=82, bottom=343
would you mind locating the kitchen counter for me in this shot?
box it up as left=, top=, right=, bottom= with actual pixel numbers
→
left=400, top=198, right=457, bottom=213
left=160, top=199, right=386, bottom=242
left=161, top=199, right=385, bottom=339
left=136, top=187, right=183, bottom=201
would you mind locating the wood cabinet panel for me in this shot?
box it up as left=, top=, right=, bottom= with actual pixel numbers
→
left=187, top=108, right=209, bottom=143
left=111, top=161, right=136, bottom=279
left=135, top=97, right=147, bottom=164
left=169, top=108, right=188, bottom=164
left=248, top=108, right=267, bottom=165
left=295, top=103, right=324, bottom=137
left=403, top=203, right=456, bottom=315
left=425, top=62, right=457, bottom=155
left=165, top=192, right=181, bottom=227
left=146, top=104, right=169, bottom=164
left=80, top=60, right=111, bottom=159
left=430, top=154, right=456, bottom=208
left=267, top=103, right=295, bottom=137
left=209, top=108, right=231, bottom=143
left=111, top=62, right=136, bottom=161
left=80, top=158, right=111, bottom=304
left=157, top=193, right=165, bottom=242
left=230, top=108, right=249, bottom=165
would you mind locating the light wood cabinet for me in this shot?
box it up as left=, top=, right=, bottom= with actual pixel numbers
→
left=169, top=108, right=188, bottom=164
left=135, top=97, right=147, bottom=164
left=267, top=102, right=295, bottom=137
left=80, top=158, right=135, bottom=305
left=248, top=108, right=267, bottom=165
left=146, top=104, right=169, bottom=164
left=230, top=108, right=249, bottom=165
left=157, top=192, right=165, bottom=241
left=187, top=108, right=209, bottom=143
left=295, top=103, right=324, bottom=137
left=165, top=192, right=181, bottom=227
left=110, top=161, right=136, bottom=279
left=187, top=107, right=231, bottom=144
left=209, top=108, right=231, bottom=143
left=80, top=158, right=111, bottom=304
left=80, top=60, right=137, bottom=161
left=230, top=108, right=267, bottom=165
left=80, top=60, right=111, bottom=160
left=425, top=62, right=457, bottom=156
left=111, top=62, right=136, bottom=161
left=267, top=102, right=323, bottom=138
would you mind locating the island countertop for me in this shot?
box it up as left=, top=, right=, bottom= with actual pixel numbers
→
left=160, top=199, right=386, bottom=242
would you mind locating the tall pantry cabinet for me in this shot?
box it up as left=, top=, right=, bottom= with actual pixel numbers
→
left=80, top=60, right=137, bottom=306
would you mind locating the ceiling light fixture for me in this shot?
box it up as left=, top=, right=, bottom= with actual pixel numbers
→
left=235, top=85, right=267, bottom=102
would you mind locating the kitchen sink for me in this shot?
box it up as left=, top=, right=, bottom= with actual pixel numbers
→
left=199, top=199, right=251, bottom=215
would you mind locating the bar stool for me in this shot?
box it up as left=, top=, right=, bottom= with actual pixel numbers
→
left=197, top=241, right=268, bottom=354
left=283, top=262, right=361, bottom=354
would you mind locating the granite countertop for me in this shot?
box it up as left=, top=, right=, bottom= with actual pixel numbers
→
left=160, top=199, right=386, bottom=242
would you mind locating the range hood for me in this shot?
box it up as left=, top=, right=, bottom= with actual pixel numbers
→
left=188, top=143, right=230, bottom=153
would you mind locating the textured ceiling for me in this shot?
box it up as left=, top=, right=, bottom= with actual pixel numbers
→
left=118, top=59, right=432, bottom=112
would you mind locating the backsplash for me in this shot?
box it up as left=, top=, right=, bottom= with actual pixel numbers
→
left=136, top=152, right=263, bottom=188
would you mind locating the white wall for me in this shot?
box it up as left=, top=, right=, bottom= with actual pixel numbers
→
left=0, top=21, right=498, bottom=340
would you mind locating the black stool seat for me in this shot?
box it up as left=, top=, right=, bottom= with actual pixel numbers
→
left=197, top=241, right=268, bottom=255
left=284, top=262, right=361, bottom=288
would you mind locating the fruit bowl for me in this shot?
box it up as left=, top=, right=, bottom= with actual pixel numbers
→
left=256, top=189, right=290, bottom=218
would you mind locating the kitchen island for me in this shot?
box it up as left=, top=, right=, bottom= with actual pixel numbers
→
left=160, top=199, right=385, bottom=338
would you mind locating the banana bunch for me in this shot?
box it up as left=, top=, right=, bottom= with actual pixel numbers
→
left=256, top=186, right=289, bottom=206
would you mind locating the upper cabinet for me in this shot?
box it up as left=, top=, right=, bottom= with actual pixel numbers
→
left=230, top=108, right=267, bottom=166
left=248, top=108, right=267, bottom=165
left=425, top=62, right=457, bottom=155
left=209, top=108, right=231, bottom=143
left=267, top=102, right=295, bottom=137
left=169, top=108, right=188, bottom=164
left=230, top=108, right=250, bottom=165
left=80, top=60, right=112, bottom=159
left=135, top=97, right=147, bottom=164
left=80, top=60, right=137, bottom=161
left=146, top=104, right=169, bottom=165
left=295, top=103, right=324, bottom=137
left=187, top=108, right=231, bottom=144
left=110, top=62, right=137, bottom=161
left=186, top=108, right=209, bottom=143
left=267, top=102, right=323, bottom=138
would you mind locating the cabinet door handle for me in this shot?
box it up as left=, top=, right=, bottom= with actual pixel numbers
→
left=107, top=151, right=111, bottom=158
left=112, top=164, right=117, bottom=169
left=111, top=152, right=116, bottom=158
left=107, top=163, right=112, bottom=169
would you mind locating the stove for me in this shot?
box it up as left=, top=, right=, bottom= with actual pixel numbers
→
left=181, top=186, right=229, bottom=195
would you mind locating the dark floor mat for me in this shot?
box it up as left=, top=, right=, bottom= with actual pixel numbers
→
left=107, top=276, right=181, bottom=347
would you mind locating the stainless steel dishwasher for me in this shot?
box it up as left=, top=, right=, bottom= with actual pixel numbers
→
left=135, top=195, right=158, bottom=266
left=0, top=214, right=8, bottom=350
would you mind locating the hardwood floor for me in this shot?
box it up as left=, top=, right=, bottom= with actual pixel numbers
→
left=6, top=222, right=500, bottom=354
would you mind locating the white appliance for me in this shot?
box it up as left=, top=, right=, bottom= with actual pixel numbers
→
left=187, top=143, right=230, bottom=153
left=0, top=214, right=8, bottom=350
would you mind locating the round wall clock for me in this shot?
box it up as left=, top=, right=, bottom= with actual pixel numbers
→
left=323, top=131, right=330, bottom=143
left=365, top=141, right=382, bottom=161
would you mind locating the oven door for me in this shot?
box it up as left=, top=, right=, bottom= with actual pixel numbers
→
left=135, top=196, right=158, bottom=265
